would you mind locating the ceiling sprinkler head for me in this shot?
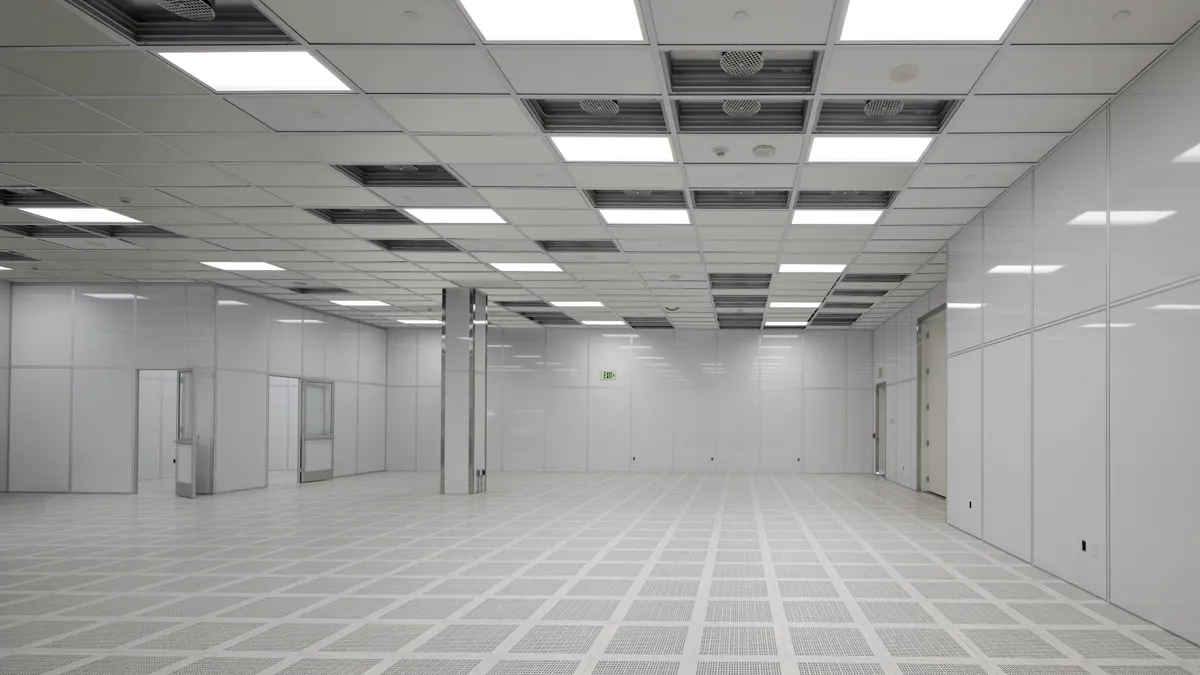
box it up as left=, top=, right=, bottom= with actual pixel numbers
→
left=864, top=99, right=905, bottom=117
left=713, top=146, right=730, bottom=158
left=580, top=99, right=620, bottom=116
left=722, top=99, right=762, bottom=117
left=720, top=50, right=765, bottom=77
left=155, top=0, right=216, bottom=21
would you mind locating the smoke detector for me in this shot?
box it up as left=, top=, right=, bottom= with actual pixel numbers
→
left=864, top=99, right=905, bottom=117
left=156, top=0, right=216, bottom=21
left=722, top=99, right=762, bottom=117
left=719, top=51, right=765, bottom=77
left=752, top=144, right=776, bottom=158
left=580, top=99, right=620, bottom=117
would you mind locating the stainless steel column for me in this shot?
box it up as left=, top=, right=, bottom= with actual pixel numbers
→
left=441, top=288, right=487, bottom=494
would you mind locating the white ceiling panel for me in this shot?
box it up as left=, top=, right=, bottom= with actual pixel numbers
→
left=908, top=163, right=1032, bottom=188
left=692, top=211, right=789, bottom=226
left=0, top=135, right=78, bottom=163
left=1010, top=0, right=1200, bottom=44
left=0, top=0, right=122, bottom=47
left=0, top=99, right=130, bottom=133
left=156, top=134, right=314, bottom=162
left=213, top=163, right=357, bottom=188
left=283, top=133, right=435, bottom=163
left=649, top=0, right=835, bottom=44
left=0, top=164, right=139, bottom=189
left=567, top=165, right=686, bottom=189
left=925, top=133, right=1067, bottom=163
left=266, top=186, right=388, bottom=208
left=375, top=96, right=538, bottom=133
left=680, top=135, right=805, bottom=164
left=230, top=96, right=401, bottom=132
left=685, top=164, right=797, bottom=188
left=797, top=165, right=915, bottom=190
left=477, top=188, right=590, bottom=209
left=86, top=98, right=267, bottom=133
left=320, top=47, right=508, bottom=94
left=163, top=187, right=291, bottom=208
left=373, top=187, right=488, bottom=207
left=891, top=187, right=1005, bottom=208
left=785, top=225, right=874, bottom=240
left=260, top=0, right=477, bottom=44
left=57, top=187, right=191, bottom=208
left=116, top=209, right=233, bottom=226
left=417, top=135, right=557, bottom=163
left=452, top=164, right=574, bottom=188
left=0, top=51, right=204, bottom=96
left=104, top=163, right=246, bottom=187
left=946, top=95, right=1109, bottom=133
left=820, top=46, right=998, bottom=95
left=882, top=209, right=980, bottom=225
left=490, top=47, right=662, bottom=95
left=0, top=65, right=53, bottom=96
left=502, top=209, right=602, bottom=225
left=975, top=45, right=1164, bottom=94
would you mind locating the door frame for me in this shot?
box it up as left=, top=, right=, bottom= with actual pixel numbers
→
left=299, top=378, right=335, bottom=484
left=917, top=304, right=948, bottom=497
left=174, top=369, right=197, bottom=499
left=875, top=382, right=887, bottom=476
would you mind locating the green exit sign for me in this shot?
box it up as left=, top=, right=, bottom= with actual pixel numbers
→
left=600, top=371, right=617, bottom=381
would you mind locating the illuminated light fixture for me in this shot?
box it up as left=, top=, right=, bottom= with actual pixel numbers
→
left=766, top=321, right=808, bottom=327
left=1173, top=142, right=1200, bottom=162
left=988, top=265, right=1062, bottom=274
left=460, top=0, right=644, bottom=42
left=404, top=208, right=505, bottom=224
left=792, top=209, right=883, bottom=225
left=840, top=0, right=1026, bottom=42
left=491, top=262, right=562, bottom=272
left=474, top=320, right=488, bottom=325
left=770, top=301, right=820, bottom=309
left=0, top=266, right=11, bottom=271
left=330, top=299, right=390, bottom=307
left=218, top=300, right=248, bottom=306
left=399, top=319, right=443, bottom=325
left=551, top=301, right=604, bottom=308
left=599, top=209, right=690, bottom=225
left=762, top=334, right=800, bottom=339
left=948, top=302, right=984, bottom=309
left=1151, top=304, right=1200, bottom=310
left=779, top=264, right=847, bottom=274
left=82, top=293, right=147, bottom=300
left=158, top=51, right=350, bottom=92
left=550, top=136, right=674, bottom=163
left=202, top=261, right=285, bottom=271
left=1082, top=323, right=1135, bottom=329
left=19, top=207, right=140, bottom=224
left=1068, top=211, right=1177, bottom=226
left=276, top=319, right=324, bottom=324
left=582, top=320, right=626, bottom=326
left=603, top=333, right=638, bottom=338
left=636, top=356, right=663, bottom=360
left=808, top=136, right=932, bottom=163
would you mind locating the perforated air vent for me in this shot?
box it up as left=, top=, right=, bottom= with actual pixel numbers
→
left=334, top=165, right=464, bottom=187
left=713, top=295, right=768, bottom=308
left=371, top=239, right=461, bottom=252
left=841, top=273, right=909, bottom=284
left=0, top=224, right=97, bottom=238
left=0, top=251, right=35, bottom=262
left=0, top=188, right=80, bottom=207
left=667, top=50, right=818, bottom=95
left=65, top=0, right=293, bottom=45
left=290, top=286, right=353, bottom=295
left=306, top=208, right=414, bottom=224
left=718, top=314, right=764, bottom=329
left=710, top=273, right=772, bottom=290
left=587, top=190, right=687, bottom=209
left=823, top=301, right=876, bottom=309
left=625, top=317, right=673, bottom=329
left=537, top=239, right=621, bottom=253
left=831, top=289, right=889, bottom=298
left=815, top=99, right=959, bottom=134
left=523, top=313, right=580, bottom=326
left=525, top=99, right=668, bottom=133
left=692, top=190, right=790, bottom=209
left=808, top=313, right=862, bottom=327
left=676, top=100, right=806, bottom=133
left=85, top=224, right=182, bottom=238
left=794, top=191, right=896, bottom=208
left=498, top=300, right=554, bottom=310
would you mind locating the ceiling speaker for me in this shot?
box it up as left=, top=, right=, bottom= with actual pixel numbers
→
left=580, top=99, right=620, bottom=116
left=156, top=0, right=217, bottom=21
left=719, top=51, right=765, bottom=76
left=863, top=99, right=905, bottom=117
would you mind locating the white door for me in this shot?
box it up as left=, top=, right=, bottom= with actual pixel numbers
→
left=921, top=310, right=948, bottom=496
left=300, top=379, right=334, bottom=483
left=175, top=370, right=197, bottom=498
left=875, top=384, right=887, bottom=475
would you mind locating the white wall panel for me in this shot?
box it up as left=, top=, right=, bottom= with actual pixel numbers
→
left=545, top=330, right=588, bottom=387
left=588, top=388, right=630, bottom=472
left=947, top=351, right=983, bottom=537
left=70, top=368, right=135, bottom=493
left=268, top=376, right=298, bottom=472
left=846, top=331, right=874, bottom=389
left=545, top=387, right=587, bottom=471
left=0, top=282, right=11, bottom=367
left=73, top=287, right=136, bottom=368
left=215, top=290, right=269, bottom=373
left=673, top=331, right=717, bottom=472
left=500, top=330, right=546, bottom=471
left=982, top=335, right=1033, bottom=561
left=897, top=308, right=917, bottom=382
left=9, top=368, right=71, bottom=492
left=387, top=329, right=418, bottom=386
left=333, top=380, right=358, bottom=477
left=386, top=386, right=417, bottom=470
left=630, top=330, right=675, bottom=472
left=302, top=315, right=327, bottom=378
left=12, top=285, right=73, bottom=367
left=803, top=390, right=846, bottom=473
left=885, top=383, right=898, bottom=484
left=185, top=286, right=216, bottom=368
left=947, top=221, right=984, bottom=354
left=845, top=389, right=874, bottom=474
left=137, top=286, right=187, bottom=368
left=358, top=326, right=387, bottom=385
left=761, top=389, right=803, bottom=472
left=326, top=319, right=360, bottom=382
left=416, top=328, right=441, bottom=387
left=982, top=177, right=1034, bottom=342
left=1033, top=312, right=1107, bottom=597
left=267, top=303, right=303, bottom=376
left=803, top=331, right=847, bottom=388
left=894, top=380, right=917, bottom=489
left=213, top=369, right=267, bottom=493
left=415, top=386, right=441, bottom=471
left=357, top=383, right=386, bottom=473
left=717, top=331, right=759, bottom=472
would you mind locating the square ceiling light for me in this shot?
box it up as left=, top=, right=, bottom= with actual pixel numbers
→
left=492, top=262, right=563, bottom=272
left=840, top=0, right=1026, bottom=42
left=780, top=264, right=847, bottom=274
left=330, top=300, right=390, bottom=307
left=771, top=302, right=821, bottom=309
left=460, top=0, right=644, bottom=42
left=404, top=208, right=505, bottom=224
left=583, top=320, right=626, bottom=326
left=551, top=136, right=674, bottom=163
left=552, top=301, right=604, bottom=308
left=809, top=136, right=932, bottom=163
left=202, top=261, right=285, bottom=271
left=766, top=321, right=808, bottom=327
left=792, top=209, right=883, bottom=225
left=599, top=209, right=690, bottom=225
left=19, top=207, right=140, bottom=224
left=158, top=51, right=350, bottom=93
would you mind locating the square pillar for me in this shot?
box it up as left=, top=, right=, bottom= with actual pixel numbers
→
left=441, top=288, right=487, bottom=494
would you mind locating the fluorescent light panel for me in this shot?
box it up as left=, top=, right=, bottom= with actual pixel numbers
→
left=599, top=209, right=690, bottom=225
left=399, top=319, right=443, bottom=325
left=1174, top=142, right=1200, bottom=163
left=0, top=266, right=11, bottom=271
left=551, top=301, right=604, bottom=308
left=82, top=293, right=146, bottom=300
left=808, top=136, right=932, bottom=163
left=404, top=208, right=505, bottom=224
left=841, top=0, right=1026, bottom=41
left=202, top=261, right=285, bottom=271
left=792, top=209, right=883, bottom=225
left=770, top=302, right=821, bottom=309
left=766, top=321, right=808, bottom=327
left=1151, top=304, right=1200, bottom=310
left=19, top=207, right=140, bottom=224
left=159, top=51, right=350, bottom=92
left=491, top=262, right=562, bottom=272
left=947, top=302, right=984, bottom=309
left=276, top=319, right=323, bottom=324
left=1069, top=211, right=1177, bottom=226
left=551, top=136, right=674, bottom=163
left=330, top=300, right=390, bottom=307
left=988, top=265, right=1062, bottom=274
left=779, top=264, right=847, bottom=274
left=460, top=0, right=644, bottom=42
left=218, top=300, right=248, bottom=306
left=1082, top=323, right=1135, bottom=329
left=583, top=320, right=626, bottom=326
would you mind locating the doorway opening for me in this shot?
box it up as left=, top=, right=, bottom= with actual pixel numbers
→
left=137, top=370, right=179, bottom=486
left=268, top=376, right=301, bottom=485
left=919, top=308, right=948, bottom=497
left=875, top=383, right=887, bottom=476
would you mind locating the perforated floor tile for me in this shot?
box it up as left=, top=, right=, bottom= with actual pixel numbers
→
left=794, top=665, right=884, bottom=675
left=1134, top=629, right=1200, bottom=659
left=845, top=582, right=909, bottom=599
left=418, top=625, right=517, bottom=653
left=486, top=661, right=580, bottom=675
left=696, top=664, right=783, bottom=675
left=135, top=622, right=263, bottom=650
left=700, top=626, right=778, bottom=655
left=897, top=666, right=987, bottom=675
left=858, top=602, right=935, bottom=624
left=511, top=625, right=602, bottom=654
left=933, top=603, right=1018, bottom=625
left=381, top=659, right=480, bottom=675
left=274, top=658, right=380, bottom=675
left=545, top=599, right=620, bottom=622
left=384, top=598, right=471, bottom=620
left=1098, top=667, right=1192, bottom=675
left=0, top=654, right=88, bottom=675
left=229, top=623, right=344, bottom=651
left=44, top=621, right=177, bottom=649
left=590, top=662, right=680, bottom=675
left=168, top=657, right=282, bottom=675
left=999, top=666, right=1089, bottom=675
left=911, top=582, right=982, bottom=600
left=789, top=627, right=874, bottom=657
left=1008, top=603, right=1098, bottom=626
left=321, top=624, right=432, bottom=652
left=783, top=601, right=854, bottom=623
left=605, top=626, right=688, bottom=655
left=60, top=655, right=184, bottom=675
left=705, top=600, right=774, bottom=623
left=876, top=628, right=968, bottom=657
left=961, top=628, right=1067, bottom=658
left=1049, top=629, right=1163, bottom=659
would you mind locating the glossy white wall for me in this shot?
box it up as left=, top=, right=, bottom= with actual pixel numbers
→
left=0, top=282, right=10, bottom=492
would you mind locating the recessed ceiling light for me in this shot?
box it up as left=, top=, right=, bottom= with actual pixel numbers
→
left=1151, top=304, right=1200, bottom=310
left=988, top=265, right=1062, bottom=274
left=779, top=264, right=847, bottom=274
left=404, top=208, right=505, bottom=224
left=583, top=320, right=626, bottom=326
left=202, top=261, right=285, bottom=271
left=218, top=300, right=248, bottom=306
left=599, top=209, right=690, bottom=225
left=552, top=301, right=605, bottom=308
left=276, top=319, right=324, bottom=324
left=399, top=319, right=443, bottom=325
left=158, top=51, right=350, bottom=92
left=1069, top=210, right=1177, bottom=226
left=460, top=0, right=644, bottom=42
left=82, top=293, right=147, bottom=300
left=19, top=207, right=140, bottom=224
left=1082, top=323, right=1135, bottom=329
left=550, top=136, right=674, bottom=163
left=762, top=334, right=800, bottom=339
left=0, top=266, right=11, bottom=272
left=792, top=209, right=883, bottom=225
left=330, top=299, right=390, bottom=307
left=808, top=136, right=933, bottom=163
left=948, top=302, right=984, bottom=309
left=770, top=302, right=821, bottom=309
left=603, top=333, right=638, bottom=338
left=766, top=321, right=808, bottom=327
left=491, top=262, right=563, bottom=272
left=840, top=0, right=1026, bottom=42
left=1173, top=142, right=1200, bottom=162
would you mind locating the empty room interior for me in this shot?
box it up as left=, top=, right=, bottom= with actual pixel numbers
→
left=0, top=1, right=1198, bottom=674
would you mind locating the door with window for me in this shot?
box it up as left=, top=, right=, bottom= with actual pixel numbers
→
left=300, top=379, right=334, bottom=483
left=175, top=370, right=197, bottom=498
left=920, top=310, right=948, bottom=496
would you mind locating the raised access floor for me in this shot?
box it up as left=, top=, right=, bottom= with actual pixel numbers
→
left=0, top=472, right=1196, bottom=675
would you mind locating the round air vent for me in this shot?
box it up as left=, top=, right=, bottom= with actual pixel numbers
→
left=864, top=99, right=905, bottom=117
left=623, top=189, right=653, bottom=197
left=384, top=165, right=419, bottom=172
left=580, top=99, right=620, bottom=116
left=720, top=51, right=765, bottom=77
left=721, top=99, right=762, bottom=117
left=155, top=0, right=217, bottom=21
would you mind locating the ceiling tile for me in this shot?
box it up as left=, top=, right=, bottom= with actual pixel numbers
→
left=57, top=187, right=190, bottom=208
left=891, top=188, right=1004, bottom=208
left=873, top=226, right=962, bottom=240
left=946, top=95, right=1109, bottom=133
left=417, top=135, right=557, bottom=163
left=213, top=163, right=357, bottom=187
left=0, top=51, right=204, bottom=96
left=374, top=187, right=488, bottom=207
left=321, top=47, right=508, bottom=93
left=649, top=0, right=835, bottom=44
left=0, top=164, right=139, bottom=188
left=864, top=239, right=946, bottom=253
left=375, top=96, right=538, bottom=133
left=266, top=186, right=389, bottom=208
left=0, top=0, right=122, bottom=46
left=882, top=208, right=980, bottom=225
left=477, top=188, right=590, bottom=209
left=284, top=133, right=435, bottom=163
left=453, top=164, right=574, bottom=188
left=1010, top=0, right=1200, bottom=44
left=0, top=99, right=130, bottom=133
left=975, top=45, right=1164, bottom=94
left=685, top=164, right=797, bottom=188
left=230, top=95, right=401, bottom=132
left=680, top=135, right=804, bottom=163
left=785, top=225, right=874, bottom=240
left=924, top=133, right=1067, bottom=163
left=797, top=165, right=914, bottom=190
left=567, top=165, right=685, bottom=189
left=86, top=98, right=267, bottom=133
left=490, top=47, right=662, bottom=95
left=908, top=163, right=1032, bottom=188
left=0, top=134, right=77, bottom=163
left=165, top=188, right=292, bottom=208
left=260, top=0, right=477, bottom=44
left=820, top=46, right=998, bottom=95
left=503, top=209, right=601, bottom=225
left=692, top=210, right=789, bottom=226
